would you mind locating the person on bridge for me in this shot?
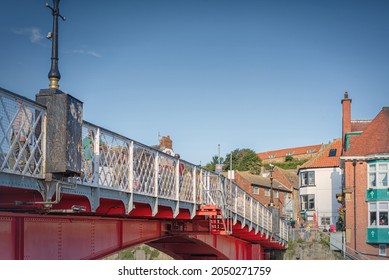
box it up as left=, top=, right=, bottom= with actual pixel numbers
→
left=10, top=102, right=33, bottom=171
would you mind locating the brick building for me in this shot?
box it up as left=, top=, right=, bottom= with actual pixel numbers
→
left=340, top=92, right=389, bottom=259
left=258, top=144, right=324, bottom=164
left=229, top=170, right=295, bottom=218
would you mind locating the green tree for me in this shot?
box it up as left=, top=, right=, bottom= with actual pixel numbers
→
left=204, top=155, right=224, bottom=172
left=223, top=148, right=262, bottom=174
left=285, top=155, right=294, bottom=162
left=118, top=244, right=161, bottom=260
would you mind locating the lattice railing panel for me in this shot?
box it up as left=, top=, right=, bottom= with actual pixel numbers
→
left=0, top=89, right=46, bottom=178
left=158, top=155, right=176, bottom=199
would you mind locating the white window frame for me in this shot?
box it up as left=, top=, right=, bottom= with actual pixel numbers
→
left=368, top=202, right=389, bottom=227
left=264, top=189, right=270, bottom=197
left=274, top=190, right=279, bottom=198
left=301, top=171, right=315, bottom=187
left=253, top=186, right=259, bottom=195
left=368, top=161, right=389, bottom=189
left=301, top=194, right=315, bottom=211
left=379, top=244, right=387, bottom=256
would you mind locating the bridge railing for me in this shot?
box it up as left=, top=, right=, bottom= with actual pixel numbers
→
left=79, top=121, right=288, bottom=241
left=0, top=88, right=46, bottom=178
left=0, top=88, right=287, bottom=242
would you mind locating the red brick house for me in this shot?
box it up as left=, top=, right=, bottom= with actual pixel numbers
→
left=340, top=92, right=389, bottom=259
left=258, top=144, right=324, bottom=164
left=229, top=170, right=294, bottom=218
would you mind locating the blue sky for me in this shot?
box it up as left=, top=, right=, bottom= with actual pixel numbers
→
left=0, top=0, right=388, bottom=166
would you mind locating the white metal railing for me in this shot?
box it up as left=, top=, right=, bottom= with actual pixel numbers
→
left=80, top=122, right=288, bottom=241
left=0, top=88, right=288, bottom=242
left=0, top=88, right=46, bottom=178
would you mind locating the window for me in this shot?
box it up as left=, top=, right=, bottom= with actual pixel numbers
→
left=264, top=189, right=270, bottom=197
left=368, top=162, right=389, bottom=188
left=274, top=190, right=279, bottom=198
left=286, top=152, right=294, bottom=156
left=253, top=186, right=259, bottom=195
left=306, top=149, right=314, bottom=154
left=369, top=202, right=389, bottom=227
left=301, top=194, right=315, bottom=210
left=329, top=149, right=337, bottom=157
left=269, top=154, right=275, bottom=159
left=301, top=171, right=315, bottom=186
left=379, top=245, right=387, bottom=256
left=321, top=217, right=330, bottom=226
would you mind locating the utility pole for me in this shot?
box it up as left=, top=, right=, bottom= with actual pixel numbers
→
left=269, top=164, right=274, bottom=207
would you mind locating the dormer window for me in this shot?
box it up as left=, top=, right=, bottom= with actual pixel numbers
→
left=329, top=149, right=337, bottom=157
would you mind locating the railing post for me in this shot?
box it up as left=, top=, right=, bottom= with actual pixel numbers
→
left=175, top=159, right=180, bottom=201
left=41, top=111, right=47, bottom=177
left=205, top=171, right=210, bottom=205
left=242, top=191, right=246, bottom=229
left=234, top=185, right=238, bottom=224
left=151, top=152, right=159, bottom=216
left=192, top=166, right=196, bottom=204
left=172, top=158, right=180, bottom=218
left=127, top=141, right=134, bottom=213
left=154, top=153, right=159, bottom=197
left=250, top=197, right=253, bottom=230
left=191, top=166, right=197, bottom=218
left=129, top=141, right=134, bottom=193
left=199, top=169, right=203, bottom=205
left=93, top=128, right=100, bottom=185
left=257, top=202, right=260, bottom=229
left=261, top=206, right=265, bottom=232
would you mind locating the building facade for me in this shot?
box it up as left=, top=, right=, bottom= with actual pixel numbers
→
left=258, top=144, right=324, bottom=164
left=340, top=92, right=389, bottom=259
left=230, top=170, right=294, bottom=218
left=297, top=139, right=343, bottom=230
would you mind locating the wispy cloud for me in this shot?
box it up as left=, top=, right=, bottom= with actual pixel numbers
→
left=68, top=49, right=102, bottom=58
left=13, top=27, right=44, bottom=43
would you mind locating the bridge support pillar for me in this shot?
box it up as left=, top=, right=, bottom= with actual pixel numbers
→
left=36, top=89, right=83, bottom=178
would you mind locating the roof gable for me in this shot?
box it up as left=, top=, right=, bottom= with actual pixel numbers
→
left=344, top=107, right=389, bottom=156
left=300, top=139, right=342, bottom=169
left=351, top=120, right=371, bottom=132
left=237, top=171, right=292, bottom=192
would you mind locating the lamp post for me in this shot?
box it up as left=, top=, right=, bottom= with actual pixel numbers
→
left=46, top=0, right=66, bottom=89
left=269, top=164, right=274, bottom=207
left=267, top=163, right=279, bottom=235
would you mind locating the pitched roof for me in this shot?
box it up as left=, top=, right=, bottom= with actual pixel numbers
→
left=344, top=107, right=389, bottom=156
left=351, top=120, right=371, bottom=132
left=277, top=168, right=299, bottom=190
left=299, top=138, right=342, bottom=170
left=258, top=144, right=323, bottom=159
left=237, top=171, right=292, bottom=192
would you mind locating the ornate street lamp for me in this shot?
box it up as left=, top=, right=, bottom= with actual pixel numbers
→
left=45, top=0, right=66, bottom=89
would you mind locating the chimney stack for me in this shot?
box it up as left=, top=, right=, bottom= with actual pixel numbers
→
left=160, top=135, right=173, bottom=150
left=341, top=91, right=352, bottom=151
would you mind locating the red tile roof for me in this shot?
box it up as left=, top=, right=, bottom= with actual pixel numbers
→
left=300, top=139, right=343, bottom=169
left=351, top=120, right=371, bottom=132
left=235, top=171, right=292, bottom=192
left=258, top=144, right=323, bottom=160
left=344, top=107, right=389, bottom=156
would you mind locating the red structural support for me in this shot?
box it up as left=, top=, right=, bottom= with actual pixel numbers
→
left=0, top=211, right=282, bottom=260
